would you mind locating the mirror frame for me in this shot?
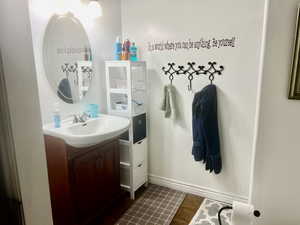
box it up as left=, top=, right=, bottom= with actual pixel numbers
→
left=42, top=13, right=94, bottom=104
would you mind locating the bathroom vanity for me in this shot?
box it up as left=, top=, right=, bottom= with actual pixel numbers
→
left=41, top=11, right=134, bottom=225
left=44, top=135, right=121, bottom=225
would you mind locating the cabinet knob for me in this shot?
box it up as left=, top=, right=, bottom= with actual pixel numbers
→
left=138, top=163, right=143, bottom=168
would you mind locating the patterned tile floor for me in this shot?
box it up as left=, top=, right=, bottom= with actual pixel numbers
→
left=100, top=185, right=204, bottom=225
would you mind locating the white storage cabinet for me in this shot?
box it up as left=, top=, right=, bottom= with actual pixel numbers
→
left=105, top=61, right=148, bottom=200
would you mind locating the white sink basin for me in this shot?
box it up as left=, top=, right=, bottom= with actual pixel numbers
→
left=43, top=114, right=130, bottom=148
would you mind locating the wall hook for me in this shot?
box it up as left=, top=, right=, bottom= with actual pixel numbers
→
left=162, top=61, right=225, bottom=91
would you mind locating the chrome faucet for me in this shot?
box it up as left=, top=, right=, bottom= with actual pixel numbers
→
left=72, top=112, right=90, bottom=123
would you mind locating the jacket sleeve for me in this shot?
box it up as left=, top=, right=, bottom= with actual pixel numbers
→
left=192, top=93, right=207, bottom=162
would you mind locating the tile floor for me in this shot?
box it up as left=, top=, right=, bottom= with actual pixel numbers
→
left=100, top=186, right=204, bottom=225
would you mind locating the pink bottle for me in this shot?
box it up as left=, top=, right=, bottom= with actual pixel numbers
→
left=121, top=39, right=131, bottom=60
left=125, top=39, right=131, bottom=53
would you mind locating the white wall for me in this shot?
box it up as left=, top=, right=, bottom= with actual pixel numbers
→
left=122, top=0, right=265, bottom=201
left=251, top=0, right=300, bottom=224
left=0, top=0, right=53, bottom=224
left=29, top=0, right=122, bottom=124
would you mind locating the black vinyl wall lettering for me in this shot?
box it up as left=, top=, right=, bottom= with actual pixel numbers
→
left=148, top=37, right=237, bottom=52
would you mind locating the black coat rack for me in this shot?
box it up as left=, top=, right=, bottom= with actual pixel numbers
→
left=61, top=63, right=94, bottom=85
left=162, top=62, right=225, bottom=91
left=62, top=63, right=78, bottom=78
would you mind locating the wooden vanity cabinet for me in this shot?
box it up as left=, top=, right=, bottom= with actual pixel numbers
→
left=44, top=135, right=121, bottom=225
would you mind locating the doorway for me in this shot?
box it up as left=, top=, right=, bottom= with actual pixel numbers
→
left=0, top=50, right=25, bottom=225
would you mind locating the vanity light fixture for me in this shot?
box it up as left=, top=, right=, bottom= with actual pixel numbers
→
left=87, top=0, right=103, bottom=19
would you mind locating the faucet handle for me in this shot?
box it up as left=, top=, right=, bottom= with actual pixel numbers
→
left=79, top=112, right=90, bottom=122
left=72, top=114, right=79, bottom=123
left=82, top=112, right=90, bottom=118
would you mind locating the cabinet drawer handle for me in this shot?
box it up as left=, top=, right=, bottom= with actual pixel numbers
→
left=138, top=163, right=143, bottom=167
left=137, top=141, right=143, bottom=144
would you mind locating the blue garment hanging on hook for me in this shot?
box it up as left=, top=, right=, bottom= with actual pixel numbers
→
left=192, top=84, right=222, bottom=174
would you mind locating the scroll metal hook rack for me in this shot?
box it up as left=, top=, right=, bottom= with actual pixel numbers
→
left=81, top=66, right=94, bottom=80
left=162, top=62, right=225, bottom=91
left=61, top=63, right=94, bottom=85
left=62, top=63, right=78, bottom=78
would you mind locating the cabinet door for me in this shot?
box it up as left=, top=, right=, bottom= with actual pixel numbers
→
left=71, top=149, right=105, bottom=222
left=70, top=141, right=120, bottom=224
left=100, top=141, right=120, bottom=202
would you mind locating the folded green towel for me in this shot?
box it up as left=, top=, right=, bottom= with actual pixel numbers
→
left=161, top=85, right=176, bottom=119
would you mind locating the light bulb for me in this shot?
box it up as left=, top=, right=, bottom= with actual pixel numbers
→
left=54, top=0, right=69, bottom=15
left=69, top=0, right=83, bottom=16
left=87, top=1, right=103, bottom=19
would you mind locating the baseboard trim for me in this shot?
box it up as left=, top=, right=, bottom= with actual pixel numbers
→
left=149, top=174, right=248, bottom=204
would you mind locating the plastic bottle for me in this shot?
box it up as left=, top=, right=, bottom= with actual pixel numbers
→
left=130, top=42, right=138, bottom=61
left=115, top=36, right=122, bottom=60
left=121, top=39, right=130, bottom=60
left=125, top=39, right=131, bottom=53
left=53, top=103, right=61, bottom=128
left=121, top=43, right=128, bottom=60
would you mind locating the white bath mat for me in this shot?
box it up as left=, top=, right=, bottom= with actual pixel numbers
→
left=189, top=198, right=232, bottom=225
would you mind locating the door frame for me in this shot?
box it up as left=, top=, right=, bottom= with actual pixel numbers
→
left=0, top=50, right=25, bottom=225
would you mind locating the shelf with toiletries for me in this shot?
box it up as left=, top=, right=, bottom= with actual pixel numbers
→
left=105, top=60, right=148, bottom=200
left=106, top=61, right=147, bottom=117
left=115, top=37, right=138, bottom=62
left=109, top=92, right=129, bottom=113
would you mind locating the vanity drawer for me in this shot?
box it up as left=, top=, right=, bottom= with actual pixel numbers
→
left=132, top=139, right=147, bottom=167
left=133, top=161, right=147, bottom=190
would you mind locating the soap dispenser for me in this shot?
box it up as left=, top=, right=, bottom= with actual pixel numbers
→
left=53, top=102, right=61, bottom=128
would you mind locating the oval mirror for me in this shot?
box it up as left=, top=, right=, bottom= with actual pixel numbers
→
left=43, top=14, right=93, bottom=104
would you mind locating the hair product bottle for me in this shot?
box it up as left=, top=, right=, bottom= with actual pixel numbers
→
left=121, top=40, right=130, bottom=60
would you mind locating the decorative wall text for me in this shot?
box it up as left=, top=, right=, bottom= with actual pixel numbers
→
left=148, top=37, right=237, bottom=52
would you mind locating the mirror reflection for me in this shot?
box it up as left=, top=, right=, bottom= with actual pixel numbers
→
left=43, top=13, right=94, bottom=104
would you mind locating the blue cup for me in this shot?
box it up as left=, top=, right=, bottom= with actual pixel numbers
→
left=86, top=104, right=99, bottom=118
